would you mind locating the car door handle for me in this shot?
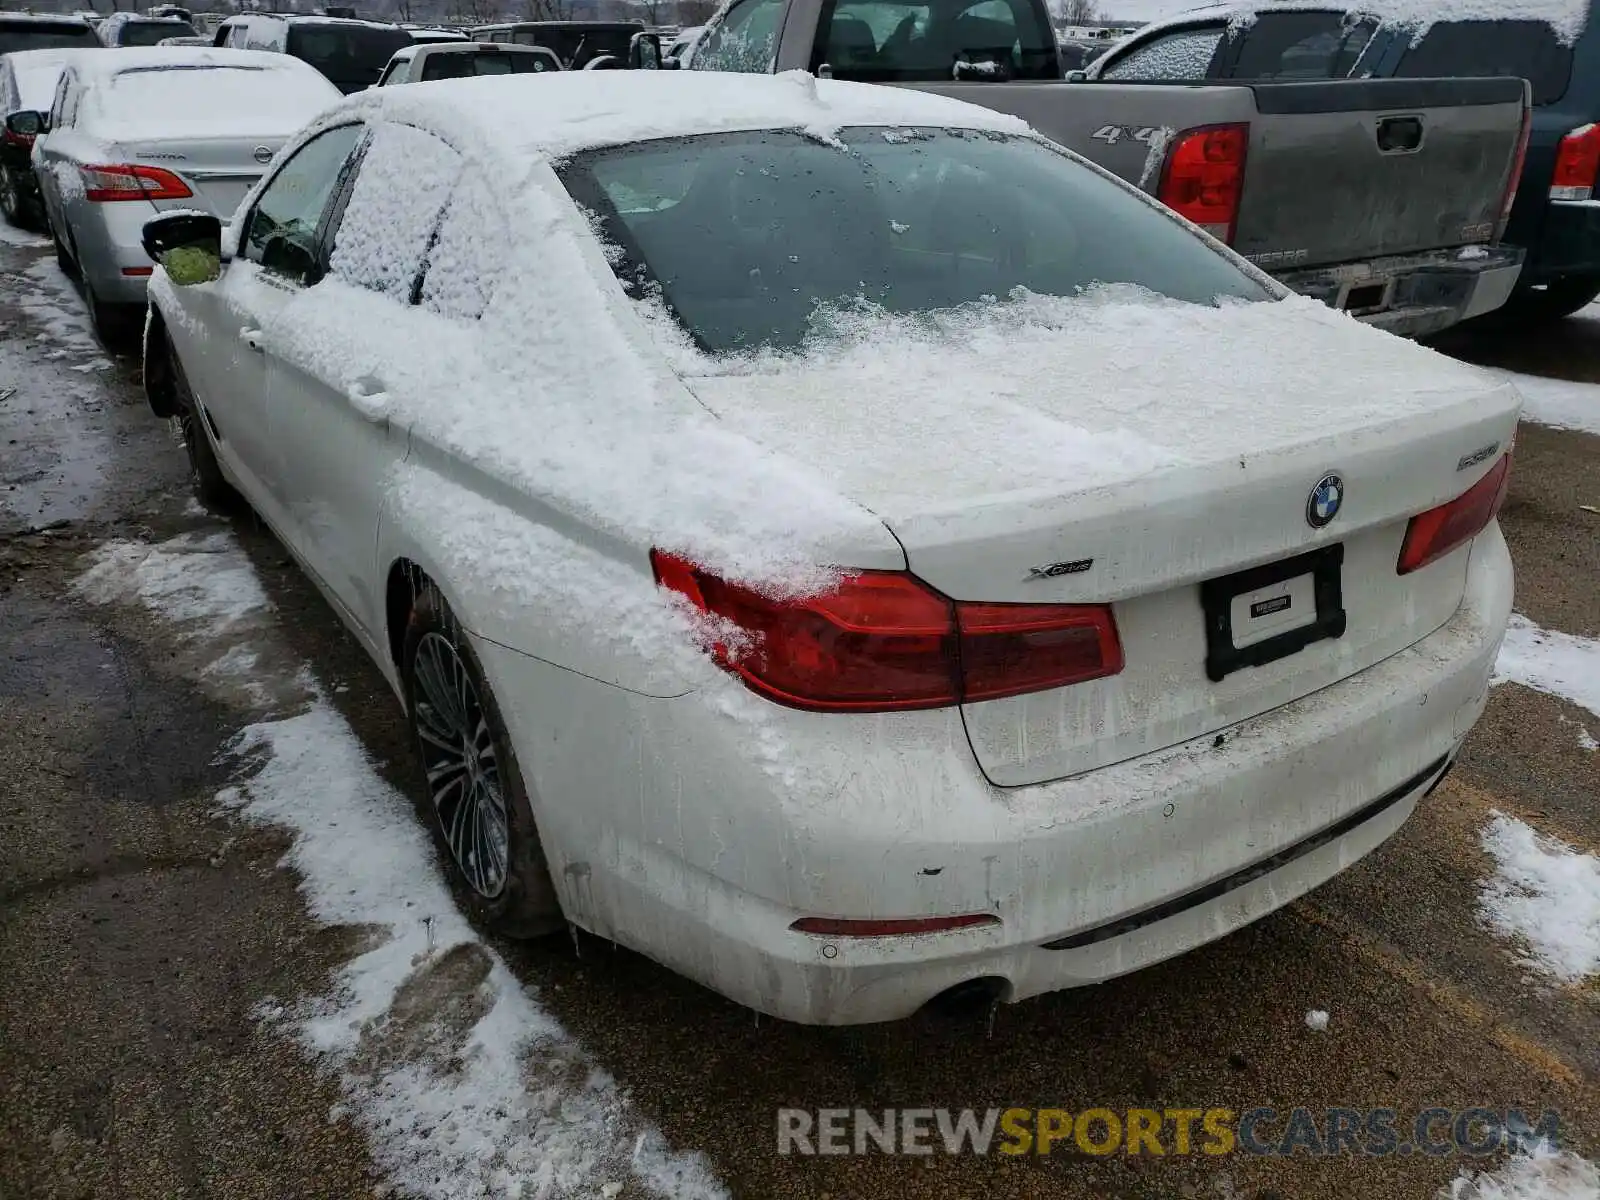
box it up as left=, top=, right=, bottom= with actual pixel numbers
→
left=347, top=376, right=391, bottom=422
left=238, top=326, right=264, bottom=351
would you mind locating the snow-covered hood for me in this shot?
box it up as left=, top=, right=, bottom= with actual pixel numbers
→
left=679, top=291, right=1517, bottom=524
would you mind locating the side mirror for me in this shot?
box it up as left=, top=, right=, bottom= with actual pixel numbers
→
left=628, top=30, right=661, bottom=70
left=142, top=211, right=224, bottom=285
left=5, top=110, right=47, bottom=138
left=1065, top=69, right=1088, bottom=82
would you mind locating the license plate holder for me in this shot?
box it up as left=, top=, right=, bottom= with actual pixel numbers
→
left=1201, top=544, right=1346, bottom=683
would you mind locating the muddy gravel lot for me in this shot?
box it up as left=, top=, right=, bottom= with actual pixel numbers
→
left=2, top=232, right=1597, bottom=1200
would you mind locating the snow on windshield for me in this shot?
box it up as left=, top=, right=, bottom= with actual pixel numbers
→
left=559, top=126, right=1268, bottom=355
left=83, top=65, right=340, bottom=140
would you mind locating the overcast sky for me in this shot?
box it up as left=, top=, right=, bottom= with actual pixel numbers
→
left=1094, top=0, right=1210, bottom=20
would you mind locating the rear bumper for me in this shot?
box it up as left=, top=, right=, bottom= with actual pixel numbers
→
left=479, top=527, right=1513, bottom=1025
left=1277, top=245, right=1524, bottom=338
left=1522, top=198, right=1600, bottom=284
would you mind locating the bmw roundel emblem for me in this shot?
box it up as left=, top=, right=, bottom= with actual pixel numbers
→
left=1307, top=473, right=1344, bottom=529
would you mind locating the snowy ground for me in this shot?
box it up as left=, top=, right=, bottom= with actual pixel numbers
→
left=71, top=533, right=724, bottom=1200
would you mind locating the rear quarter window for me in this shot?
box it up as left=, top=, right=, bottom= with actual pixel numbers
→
left=1391, top=19, right=1572, bottom=106
left=1098, top=24, right=1225, bottom=79
left=1225, top=10, right=1377, bottom=78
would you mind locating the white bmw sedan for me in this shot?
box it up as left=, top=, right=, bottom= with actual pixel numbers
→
left=140, top=71, right=1517, bottom=1025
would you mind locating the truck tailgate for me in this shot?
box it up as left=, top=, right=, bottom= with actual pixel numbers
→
left=1233, top=77, right=1528, bottom=268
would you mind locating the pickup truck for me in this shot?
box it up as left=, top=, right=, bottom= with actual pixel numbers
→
left=681, top=0, right=1532, bottom=337
left=1091, top=2, right=1600, bottom=326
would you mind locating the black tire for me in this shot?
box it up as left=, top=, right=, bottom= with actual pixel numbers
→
left=84, top=277, right=141, bottom=353
left=0, top=164, right=25, bottom=229
left=53, top=228, right=78, bottom=279
left=167, top=335, right=240, bottom=511
left=1493, top=275, right=1600, bottom=326
left=402, top=583, right=562, bottom=938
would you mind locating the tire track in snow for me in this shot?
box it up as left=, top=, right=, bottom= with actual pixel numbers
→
left=73, top=530, right=726, bottom=1200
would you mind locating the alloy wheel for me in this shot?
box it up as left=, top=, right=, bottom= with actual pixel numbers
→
left=410, top=630, right=510, bottom=899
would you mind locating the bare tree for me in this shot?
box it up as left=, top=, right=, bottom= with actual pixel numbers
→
left=634, top=0, right=669, bottom=23
left=677, top=0, right=716, bottom=22
left=525, top=0, right=573, bottom=18
left=1059, top=0, right=1097, bottom=23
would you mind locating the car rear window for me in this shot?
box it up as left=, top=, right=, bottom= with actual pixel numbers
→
left=286, top=23, right=414, bottom=88
left=115, top=19, right=199, bottom=46
left=418, top=50, right=557, bottom=78
left=511, top=26, right=638, bottom=67
left=560, top=128, right=1269, bottom=355
left=810, top=0, right=1060, bottom=80
left=0, top=20, right=99, bottom=53
left=1392, top=19, right=1573, bottom=105
left=1226, top=10, right=1377, bottom=78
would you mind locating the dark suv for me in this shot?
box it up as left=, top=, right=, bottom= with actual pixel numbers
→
left=1089, top=4, right=1600, bottom=324
left=0, top=13, right=101, bottom=54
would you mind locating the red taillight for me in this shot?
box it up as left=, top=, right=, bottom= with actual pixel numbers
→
left=791, top=914, right=1000, bottom=937
left=1, top=127, right=33, bottom=150
left=1396, top=454, right=1513, bottom=576
left=80, top=163, right=192, bottom=203
left=649, top=552, right=1123, bottom=712
left=1502, top=106, right=1532, bottom=221
left=1157, top=123, right=1248, bottom=244
left=1549, top=123, right=1600, bottom=201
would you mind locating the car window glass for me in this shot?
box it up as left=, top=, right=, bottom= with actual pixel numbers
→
left=560, top=127, right=1269, bottom=356
left=1098, top=25, right=1223, bottom=79
left=328, top=122, right=461, bottom=302
left=691, top=0, right=784, bottom=71
left=242, top=123, right=363, bottom=283
left=1392, top=19, right=1572, bottom=105
left=0, top=20, right=100, bottom=53
left=419, top=172, right=503, bottom=321
left=49, top=73, right=69, bottom=127
left=811, top=0, right=1057, bottom=81
left=60, top=80, right=80, bottom=127
left=1227, top=11, right=1375, bottom=78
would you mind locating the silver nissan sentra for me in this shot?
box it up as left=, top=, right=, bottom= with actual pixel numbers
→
left=18, top=46, right=339, bottom=344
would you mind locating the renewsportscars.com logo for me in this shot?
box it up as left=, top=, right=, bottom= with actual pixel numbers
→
left=776, top=1107, right=1562, bottom=1158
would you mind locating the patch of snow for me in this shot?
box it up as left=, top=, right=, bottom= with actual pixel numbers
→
left=224, top=697, right=726, bottom=1200
left=12, top=259, right=100, bottom=360
left=73, top=532, right=272, bottom=627
left=1495, top=372, right=1600, bottom=437
left=1137, top=127, right=1176, bottom=190
left=1479, top=812, right=1600, bottom=984
left=74, top=531, right=727, bottom=1200
left=0, top=223, right=50, bottom=249
left=1459, top=245, right=1492, bottom=261
left=1493, top=614, right=1600, bottom=720
left=1304, top=1009, right=1329, bottom=1031
left=1579, top=727, right=1599, bottom=752
left=1442, top=1143, right=1600, bottom=1200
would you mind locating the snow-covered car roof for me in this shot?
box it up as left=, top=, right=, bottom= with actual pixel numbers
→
left=68, top=47, right=342, bottom=141
left=224, top=12, right=408, bottom=29
left=335, top=69, right=1031, bottom=161
left=1, top=46, right=101, bottom=113
left=65, top=45, right=318, bottom=85
left=1111, top=0, right=1590, bottom=43
left=100, top=11, right=193, bottom=30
